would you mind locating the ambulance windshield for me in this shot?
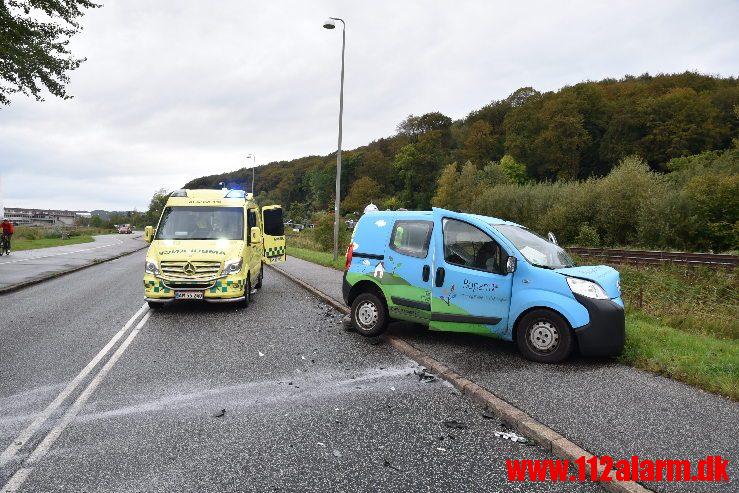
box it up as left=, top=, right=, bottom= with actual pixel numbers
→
left=156, top=206, right=244, bottom=240
left=493, top=224, right=574, bottom=269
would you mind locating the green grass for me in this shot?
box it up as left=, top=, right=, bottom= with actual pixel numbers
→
left=287, top=246, right=345, bottom=270
left=13, top=235, right=95, bottom=251
left=290, top=244, right=739, bottom=400
left=621, top=310, right=738, bottom=400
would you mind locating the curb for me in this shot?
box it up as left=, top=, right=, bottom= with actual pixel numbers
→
left=0, top=244, right=148, bottom=295
left=269, top=263, right=652, bottom=493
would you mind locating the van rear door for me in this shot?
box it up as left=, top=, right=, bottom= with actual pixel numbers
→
left=261, top=205, right=286, bottom=263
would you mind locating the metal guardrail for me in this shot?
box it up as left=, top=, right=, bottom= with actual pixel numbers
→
left=568, top=247, right=738, bottom=269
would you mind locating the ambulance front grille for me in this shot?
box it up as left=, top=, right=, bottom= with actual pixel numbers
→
left=160, top=260, right=222, bottom=279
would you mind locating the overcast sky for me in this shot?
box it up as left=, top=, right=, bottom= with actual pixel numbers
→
left=0, top=0, right=737, bottom=211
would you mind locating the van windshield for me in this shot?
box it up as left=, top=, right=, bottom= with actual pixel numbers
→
left=156, top=206, right=244, bottom=240
left=492, top=224, right=574, bottom=269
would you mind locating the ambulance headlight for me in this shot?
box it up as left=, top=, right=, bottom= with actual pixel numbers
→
left=223, top=258, right=243, bottom=275
left=566, top=277, right=608, bottom=300
left=144, top=259, right=159, bottom=275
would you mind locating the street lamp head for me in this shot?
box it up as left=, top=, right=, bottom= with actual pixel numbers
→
left=323, top=18, right=336, bottom=29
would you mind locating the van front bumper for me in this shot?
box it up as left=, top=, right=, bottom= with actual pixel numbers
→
left=572, top=294, right=625, bottom=357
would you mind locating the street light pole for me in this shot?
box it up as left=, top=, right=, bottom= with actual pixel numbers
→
left=246, top=153, right=256, bottom=195
left=323, top=17, right=345, bottom=263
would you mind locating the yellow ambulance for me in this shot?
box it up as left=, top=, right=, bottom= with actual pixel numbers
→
left=142, top=189, right=285, bottom=308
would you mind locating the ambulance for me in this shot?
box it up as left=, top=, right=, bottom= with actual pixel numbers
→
left=142, top=189, right=285, bottom=308
left=342, top=208, right=625, bottom=363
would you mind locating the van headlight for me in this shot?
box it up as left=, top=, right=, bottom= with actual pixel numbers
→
left=223, top=258, right=243, bottom=275
left=144, top=259, right=160, bottom=275
left=566, top=277, right=608, bottom=300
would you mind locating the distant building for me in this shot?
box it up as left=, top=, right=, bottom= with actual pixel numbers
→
left=3, top=208, right=82, bottom=227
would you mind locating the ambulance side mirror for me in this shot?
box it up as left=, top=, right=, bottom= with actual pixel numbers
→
left=250, top=226, right=261, bottom=244
left=144, top=226, right=155, bottom=243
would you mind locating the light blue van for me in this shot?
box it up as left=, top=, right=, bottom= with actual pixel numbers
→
left=342, top=208, right=625, bottom=363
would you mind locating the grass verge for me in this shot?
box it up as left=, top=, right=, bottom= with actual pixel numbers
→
left=287, top=246, right=345, bottom=270
left=289, top=243, right=738, bottom=400
left=12, top=235, right=95, bottom=251
left=621, top=310, right=738, bottom=400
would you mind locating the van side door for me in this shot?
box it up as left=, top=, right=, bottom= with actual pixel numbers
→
left=383, top=219, right=434, bottom=324
left=430, top=208, right=514, bottom=338
left=246, top=207, right=262, bottom=279
left=261, top=205, right=286, bottom=264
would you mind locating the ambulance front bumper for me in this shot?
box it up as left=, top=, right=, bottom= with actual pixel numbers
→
left=144, top=296, right=245, bottom=304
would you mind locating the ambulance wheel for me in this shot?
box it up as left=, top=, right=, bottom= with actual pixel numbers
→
left=239, top=277, right=252, bottom=308
left=351, top=292, right=388, bottom=337
left=254, top=267, right=263, bottom=289
left=516, top=309, right=573, bottom=363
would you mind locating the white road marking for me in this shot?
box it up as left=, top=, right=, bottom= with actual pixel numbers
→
left=1, top=310, right=152, bottom=493
left=0, top=236, right=138, bottom=265
left=0, top=303, right=148, bottom=468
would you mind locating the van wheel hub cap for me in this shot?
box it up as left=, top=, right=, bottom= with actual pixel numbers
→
left=357, top=302, right=378, bottom=327
left=529, top=321, right=558, bottom=352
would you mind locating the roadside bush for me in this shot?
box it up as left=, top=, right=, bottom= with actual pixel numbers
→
left=313, top=214, right=350, bottom=252
left=574, top=224, right=601, bottom=247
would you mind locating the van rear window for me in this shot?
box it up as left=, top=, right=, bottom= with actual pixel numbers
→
left=390, top=220, right=433, bottom=258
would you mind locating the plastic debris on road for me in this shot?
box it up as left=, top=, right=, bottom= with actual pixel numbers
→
left=383, top=459, right=402, bottom=472
left=413, top=367, right=438, bottom=383
left=333, top=450, right=342, bottom=458
left=442, top=419, right=468, bottom=430
left=213, top=409, right=226, bottom=418
left=494, top=430, right=528, bottom=443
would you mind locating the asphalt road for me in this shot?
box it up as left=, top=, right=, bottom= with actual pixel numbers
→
left=275, top=255, right=739, bottom=493
left=0, top=251, right=602, bottom=492
left=0, top=234, right=146, bottom=292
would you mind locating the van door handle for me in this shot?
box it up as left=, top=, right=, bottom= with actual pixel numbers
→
left=422, top=265, right=430, bottom=282
left=435, top=267, right=445, bottom=287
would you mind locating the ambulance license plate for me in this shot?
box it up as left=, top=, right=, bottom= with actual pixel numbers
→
left=175, top=291, right=203, bottom=300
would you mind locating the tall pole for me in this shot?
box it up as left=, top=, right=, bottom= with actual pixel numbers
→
left=332, top=18, right=346, bottom=262
left=246, top=154, right=256, bottom=195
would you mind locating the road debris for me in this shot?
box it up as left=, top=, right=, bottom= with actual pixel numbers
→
left=383, top=459, right=402, bottom=472
left=316, top=442, right=326, bottom=447
left=413, top=367, right=438, bottom=383
left=442, top=419, right=468, bottom=430
left=258, top=351, right=265, bottom=357
left=436, top=447, right=447, bottom=452
left=482, top=411, right=496, bottom=420
left=333, top=450, right=342, bottom=458
left=213, top=409, right=226, bottom=418
left=494, top=430, right=529, bottom=443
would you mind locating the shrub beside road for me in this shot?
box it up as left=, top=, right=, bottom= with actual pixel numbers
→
left=287, top=229, right=739, bottom=400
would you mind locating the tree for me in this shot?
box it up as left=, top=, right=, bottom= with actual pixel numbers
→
left=396, top=112, right=452, bottom=139
left=0, top=0, right=100, bottom=105
left=462, top=120, right=500, bottom=164
left=432, top=162, right=460, bottom=209
left=457, top=161, right=480, bottom=211
left=342, top=176, right=381, bottom=213
left=498, top=154, right=528, bottom=184
left=145, top=188, right=169, bottom=225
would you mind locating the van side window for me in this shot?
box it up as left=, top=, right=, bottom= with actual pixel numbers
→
left=247, top=209, right=257, bottom=245
left=390, top=220, right=433, bottom=258
left=443, top=218, right=503, bottom=274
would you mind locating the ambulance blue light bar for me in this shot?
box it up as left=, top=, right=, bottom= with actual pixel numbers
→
left=170, top=189, right=188, bottom=197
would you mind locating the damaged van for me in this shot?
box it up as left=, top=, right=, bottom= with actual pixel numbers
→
left=342, top=207, right=624, bottom=363
left=142, top=189, right=285, bottom=308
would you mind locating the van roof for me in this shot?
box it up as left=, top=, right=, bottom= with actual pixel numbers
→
left=165, top=189, right=255, bottom=207
left=361, top=210, right=522, bottom=227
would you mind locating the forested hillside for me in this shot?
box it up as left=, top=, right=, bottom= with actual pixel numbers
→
left=184, top=72, right=739, bottom=251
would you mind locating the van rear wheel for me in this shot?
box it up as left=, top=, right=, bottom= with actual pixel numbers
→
left=351, top=292, right=388, bottom=337
left=516, top=309, right=573, bottom=363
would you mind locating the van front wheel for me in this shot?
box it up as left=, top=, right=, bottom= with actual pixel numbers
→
left=351, top=293, right=388, bottom=337
left=516, top=309, right=573, bottom=363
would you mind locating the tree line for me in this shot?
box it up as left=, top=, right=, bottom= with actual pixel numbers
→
left=182, top=72, right=738, bottom=252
